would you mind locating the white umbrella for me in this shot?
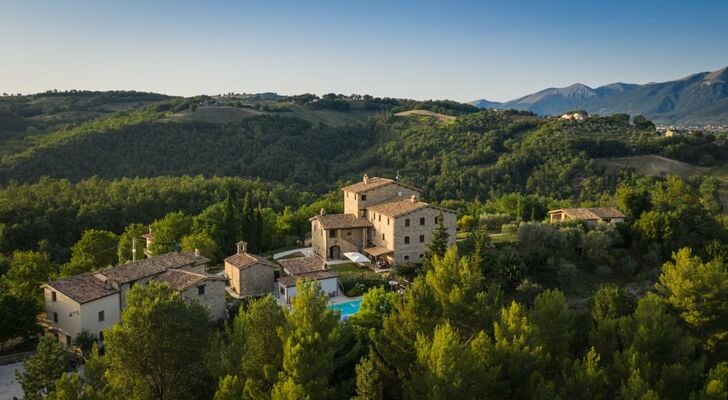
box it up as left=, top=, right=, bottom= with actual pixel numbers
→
left=343, top=252, right=370, bottom=264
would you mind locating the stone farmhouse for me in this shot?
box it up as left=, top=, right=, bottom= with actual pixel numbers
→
left=548, top=207, right=625, bottom=225
left=224, top=241, right=280, bottom=298
left=40, top=251, right=226, bottom=348
left=275, top=255, right=338, bottom=304
left=310, top=175, right=456, bottom=266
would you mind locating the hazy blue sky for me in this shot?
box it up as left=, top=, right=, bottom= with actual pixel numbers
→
left=2, top=0, right=728, bottom=101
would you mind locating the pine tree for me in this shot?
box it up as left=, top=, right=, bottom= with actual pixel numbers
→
left=241, top=193, right=256, bottom=252
left=222, top=191, right=238, bottom=254
left=17, top=334, right=67, bottom=400
left=272, top=281, right=341, bottom=400
left=423, top=211, right=449, bottom=268
left=254, top=204, right=265, bottom=252
left=213, top=375, right=242, bottom=400
left=353, top=351, right=383, bottom=400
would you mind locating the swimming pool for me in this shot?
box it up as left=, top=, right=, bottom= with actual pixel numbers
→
left=328, top=299, right=362, bottom=318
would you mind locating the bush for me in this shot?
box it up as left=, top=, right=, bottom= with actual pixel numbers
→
left=340, top=277, right=389, bottom=297
left=501, top=223, right=518, bottom=234
left=480, top=213, right=514, bottom=231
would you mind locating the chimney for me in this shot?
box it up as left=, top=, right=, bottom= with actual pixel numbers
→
left=320, top=208, right=326, bottom=216
left=410, top=194, right=417, bottom=203
left=363, top=174, right=369, bottom=184
left=148, top=225, right=152, bottom=234
left=237, top=241, right=248, bottom=254
left=194, top=248, right=200, bottom=258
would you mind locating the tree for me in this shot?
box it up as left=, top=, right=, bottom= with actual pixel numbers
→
left=695, top=361, right=728, bottom=400
left=561, top=347, right=609, bottom=400
left=213, top=375, right=242, bottom=400
left=2, top=250, right=56, bottom=306
left=407, top=322, right=495, bottom=400
left=180, top=231, right=219, bottom=263
left=272, top=280, right=341, bottom=400
left=0, top=291, right=40, bottom=347
left=104, top=282, right=212, bottom=400
left=117, top=223, right=147, bottom=263
left=353, top=351, right=383, bottom=400
left=47, top=373, right=97, bottom=400
left=589, top=284, right=635, bottom=321
left=221, top=192, right=239, bottom=255
left=17, top=334, right=68, bottom=400
left=239, top=296, right=286, bottom=399
left=61, top=229, right=119, bottom=276
left=425, top=247, right=501, bottom=335
left=657, top=248, right=728, bottom=355
left=72, top=330, right=97, bottom=358
left=530, top=289, right=574, bottom=362
left=149, top=212, right=193, bottom=255
left=423, top=211, right=449, bottom=268
left=349, top=287, right=394, bottom=340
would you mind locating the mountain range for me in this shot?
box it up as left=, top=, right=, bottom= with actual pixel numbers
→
left=471, top=66, right=728, bottom=126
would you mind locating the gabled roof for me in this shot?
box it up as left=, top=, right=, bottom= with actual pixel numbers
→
left=341, top=177, right=396, bottom=193
left=98, top=251, right=210, bottom=284
left=366, top=199, right=455, bottom=218
left=278, top=255, right=326, bottom=276
left=152, top=269, right=226, bottom=292
left=224, top=252, right=278, bottom=270
left=277, top=270, right=338, bottom=288
left=549, top=207, right=625, bottom=220
left=44, top=273, right=118, bottom=304
left=310, top=213, right=373, bottom=230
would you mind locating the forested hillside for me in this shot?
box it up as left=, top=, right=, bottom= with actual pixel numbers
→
left=1, top=91, right=727, bottom=400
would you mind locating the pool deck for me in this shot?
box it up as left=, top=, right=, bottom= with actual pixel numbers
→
left=328, top=295, right=362, bottom=305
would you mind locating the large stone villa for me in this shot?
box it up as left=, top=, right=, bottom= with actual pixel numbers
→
left=310, top=175, right=456, bottom=267
left=39, top=175, right=457, bottom=348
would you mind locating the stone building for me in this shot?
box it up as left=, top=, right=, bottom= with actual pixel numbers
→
left=310, top=175, right=456, bottom=266
left=548, top=207, right=625, bottom=225
left=224, top=241, right=279, bottom=298
left=275, top=255, right=339, bottom=304
left=40, top=251, right=225, bottom=348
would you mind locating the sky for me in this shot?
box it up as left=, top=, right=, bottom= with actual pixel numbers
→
left=1, top=0, right=728, bottom=102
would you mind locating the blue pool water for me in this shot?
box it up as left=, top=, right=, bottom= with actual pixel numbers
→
left=328, top=299, right=362, bottom=318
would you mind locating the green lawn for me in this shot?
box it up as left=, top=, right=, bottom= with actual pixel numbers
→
left=330, top=263, right=381, bottom=279
left=490, top=232, right=518, bottom=243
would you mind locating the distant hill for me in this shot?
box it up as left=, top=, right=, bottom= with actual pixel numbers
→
left=471, top=66, right=728, bottom=125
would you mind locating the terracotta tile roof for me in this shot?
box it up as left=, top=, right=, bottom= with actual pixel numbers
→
left=341, top=177, right=396, bottom=193
left=224, top=252, right=278, bottom=269
left=152, top=269, right=225, bottom=292
left=549, top=207, right=625, bottom=220
left=366, top=199, right=432, bottom=217
left=278, top=255, right=326, bottom=276
left=45, top=273, right=118, bottom=304
left=99, top=252, right=210, bottom=284
left=587, top=207, right=626, bottom=219
left=277, top=270, right=338, bottom=288
left=310, top=213, right=373, bottom=229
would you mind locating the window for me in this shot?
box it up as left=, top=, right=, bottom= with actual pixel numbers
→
left=198, top=285, right=206, bottom=296
left=66, top=335, right=71, bottom=346
left=387, top=218, right=390, bottom=225
left=280, top=286, right=285, bottom=295
left=404, top=236, right=410, bottom=244
left=98, top=331, right=104, bottom=341
left=329, top=229, right=337, bottom=238
left=355, top=194, right=358, bottom=200
left=346, top=192, right=348, bottom=198
left=419, top=235, right=425, bottom=243
left=98, top=310, right=105, bottom=322
left=405, top=218, right=410, bottom=227
left=381, top=233, right=385, bottom=241
left=346, top=230, right=351, bottom=236
left=51, top=291, right=56, bottom=302
left=361, top=195, right=367, bottom=201
left=404, top=255, right=410, bottom=261
left=419, top=217, right=425, bottom=225
left=419, top=254, right=424, bottom=259
left=435, top=216, right=439, bottom=224
left=378, top=215, right=381, bottom=222
left=53, top=312, right=58, bottom=323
